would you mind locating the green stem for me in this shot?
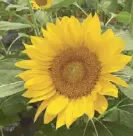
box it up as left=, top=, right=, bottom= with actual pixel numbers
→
left=0, top=128, right=4, bottom=136
left=6, top=36, right=21, bottom=55
left=130, top=0, right=133, bottom=33
left=27, top=0, right=40, bottom=35
left=83, top=119, right=90, bottom=136
left=15, top=13, right=33, bottom=26
left=91, top=119, right=99, bottom=136
left=73, top=2, right=88, bottom=16
left=0, top=40, right=7, bottom=55
left=96, top=0, right=99, bottom=13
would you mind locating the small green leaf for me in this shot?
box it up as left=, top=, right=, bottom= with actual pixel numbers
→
left=116, top=11, right=131, bottom=24
left=120, top=32, right=133, bottom=50
left=119, top=81, right=133, bottom=100
left=108, top=0, right=119, bottom=12
left=0, top=21, right=31, bottom=31
left=118, top=66, right=133, bottom=78
left=35, top=10, right=49, bottom=26
left=6, top=4, right=29, bottom=11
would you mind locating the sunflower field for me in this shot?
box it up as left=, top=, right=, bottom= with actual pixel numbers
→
left=0, top=0, right=133, bottom=136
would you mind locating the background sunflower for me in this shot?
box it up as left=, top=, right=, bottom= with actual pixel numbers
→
left=32, top=0, right=53, bottom=9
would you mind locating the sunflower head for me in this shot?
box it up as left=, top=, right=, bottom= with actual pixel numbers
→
left=16, top=14, right=132, bottom=129
left=32, top=0, right=53, bottom=9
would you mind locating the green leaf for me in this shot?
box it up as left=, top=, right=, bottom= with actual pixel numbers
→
left=102, top=122, right=133, bottom=136
left=0, top=59, right=24, bottom=98
left=35, top=10, right=49, bottom=26
left=108, top=0, right=119, bottom=12
left=125, top=0, right=132, bottom=13
left=0, top=81, right=24, bottom=98
left=17, top=0, right=28, bottom=6
left=1, top=95, right=28, bottom=116
left=0, top=59, right=22, bottom=84
left=0, top=21, right=31, bottom=31
left=101, top=0, right=112, bottom=13
left=116, top=11, right=131, bottom=24
left=6, top=4, right=29, bottom=12
left=119, top=81, right=133, bottom=100
left=103, top=98, right=133, bottom=127
left=0, top=110, right=20, bottom=126
left=118, top=66, right=133, bottom=77
left=120, top=32, right=133, bottom=50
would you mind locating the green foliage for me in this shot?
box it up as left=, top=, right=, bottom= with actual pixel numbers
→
left=116, top=11, right=131, bottom=24
left=0, top=21, right=32, bottom=31
left=0, top=58, right=24, bottom=98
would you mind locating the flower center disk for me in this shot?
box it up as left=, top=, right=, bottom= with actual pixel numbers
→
left=62, top=62, right=85, bottom=84
left=35, top=0, right=47, bottom=6
left=51, top=47, right=101, bottom=99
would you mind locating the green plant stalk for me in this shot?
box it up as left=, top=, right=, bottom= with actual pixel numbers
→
left=27, top=0, right=40, bottom=36
left=6, top=36, right=21, bottom=55
left=130, top=0, right=133, bottom=33
left=0, top=40, right=7, bottom=55
left=96, top=0, right=99, bottom=13
left=0, top=128, right=4, bottom=136
left=73, top=2, right=88, bottom=16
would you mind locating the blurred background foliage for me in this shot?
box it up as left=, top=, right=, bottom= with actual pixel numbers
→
left=0, top=0, right=133, bottom=136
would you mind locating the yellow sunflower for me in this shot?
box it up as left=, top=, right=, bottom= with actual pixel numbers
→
left=31, top=0, right=53, bottom=9
left=16, top=14, right=132, bottom=129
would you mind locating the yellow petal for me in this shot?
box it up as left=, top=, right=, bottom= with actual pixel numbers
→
left=99, top=80, right=118, bottom=98
left=44, top=112, right=56, bottom=124
left=102, top=74, right=128, bottom=87
left=84, top=13, right=101, bottom=38
left=34, top=99, right=51, bottom=122
left=65, top=100, right=75, bottom=128
left=18, top=70, right=49, bottom=81
left=94, top=94, right=108, bottom=114
left=84, top=96, right=94, bottom=118
left=23, top=86, right=54, bottom=98
left=15, top=60, right=38, bottom=69
left=24, top=47, right=54, bottom=64
left=46, top=94, right=69, bottom=115
left=73, top=98, right=85, bottom=118
left=82, top=13, right=92, bottom=28
left=30, top=36, right=44, bottom=45
left=56, top=110, right=66, bottom=129
left=91, top=83, right=102, bottom=101
left=30, top=37, right=56, bottom=58
left=68, top=16, right=82, bottom=46
left=102, top=29, right=114, bottom=40
left=28, top=90, right=56, bottom=103
left=97, top=38, right=125, bottom=64
left=41, top=28, right=64, bottom=50
left=24, top=75, right=52, bottom=88
left=102, top=55, right=132, bottom=73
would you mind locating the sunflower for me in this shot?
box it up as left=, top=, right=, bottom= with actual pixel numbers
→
left=31, top=0, right=53, bottom=9
left=16, top=14, right=131, bottom=129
